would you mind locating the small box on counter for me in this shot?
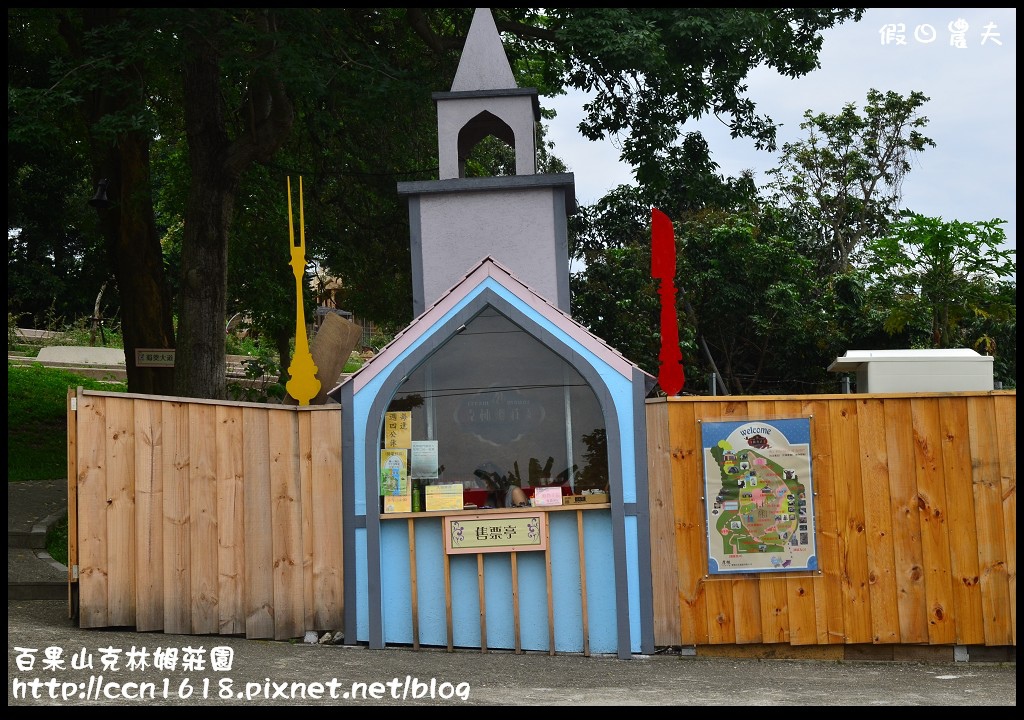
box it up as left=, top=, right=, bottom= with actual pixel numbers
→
left=563, top=492, right=610, bottom=505
left=425, top=483, right=464, bottom=511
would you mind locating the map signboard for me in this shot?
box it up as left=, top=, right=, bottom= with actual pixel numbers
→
left=701, top=418, right=817, bottom=574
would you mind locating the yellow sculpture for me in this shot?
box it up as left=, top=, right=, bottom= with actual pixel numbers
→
left=285, top=176, right=321, bottom=405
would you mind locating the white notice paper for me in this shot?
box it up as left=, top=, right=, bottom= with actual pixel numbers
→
left=410, top=440, right=439, bottom=479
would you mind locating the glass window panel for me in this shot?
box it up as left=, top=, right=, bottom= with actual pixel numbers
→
left=382, top=306, right=608, bottom=505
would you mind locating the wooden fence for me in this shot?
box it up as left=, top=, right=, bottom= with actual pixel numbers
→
left=68, top=388, right=1016, bottom=654
left=646, top=392, right=1016, bottom=655
left=67, top=388, right=344, bottom=640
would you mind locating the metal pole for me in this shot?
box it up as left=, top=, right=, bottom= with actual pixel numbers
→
left=710, top=372, right=717, bottom=396
left=840, top=376, right=851, bottom=394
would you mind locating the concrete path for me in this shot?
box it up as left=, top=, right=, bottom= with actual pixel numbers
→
left=35, top=346, right=126, bottom=365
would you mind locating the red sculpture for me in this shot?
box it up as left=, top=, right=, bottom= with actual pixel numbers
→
left=651, top=208, right=685, bottom=395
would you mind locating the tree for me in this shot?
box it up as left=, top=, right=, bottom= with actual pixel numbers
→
left=766, top=88, right=935, bottom=274
left=673, top=207, right=835, bottom=394
left=527, top=8, right=866, bottom=190
left=10, top=8, right=867, bottom=399
left=864, top=213, right=1016, bottom=354
left=7, top=12, right=132, bottom=340
left=61, top=10, right=177, bottom=394
left=569, top=136, right=775, bottom=391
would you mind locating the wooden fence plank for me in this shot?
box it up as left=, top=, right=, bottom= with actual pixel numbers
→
left=670, top=400, right=708, bottom=646
left=299, top=411, right=315, bottom=633
left=939, top=397, right=985, bottom=644
left=311, top=410, right=344, bottom=633
left=968, top=396, right=1012, bottom=645
left=216, top=405, right=245, bottom=635
left=803, top=398, right=842, bottom=645
left=188, top=403, right=219, bottom=634
left=759, top=576, right=789, bottom=644
left=645, top=401, right=680, bottom=646
left=243, top=407, right=274, bottom=639
left=269, top=411, right=304, bottom=640
left=134, top=399, right=164, bottom=632
left=910, top=398, right=956, bottom=644
left=732, top=399, right=778, bottom=645
left=992, top=394, right=1016, bottom=645
left=105, top=397, right=136, bottom=626
left=856, top=397, right=899, bottom=643
left=884, top=399, right=929, bottom=643
left=77, top=394, right=108, bottom=628
left=778, top=399, right=816, bottom=645
left=829, top=398, right=872, bottom=643
left=162, top=401, right=191, bottom=634
left=701, top=402, right=736, bottom=645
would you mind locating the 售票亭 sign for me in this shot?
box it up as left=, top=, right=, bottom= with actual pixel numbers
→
left=443, top=512, right=546, bottom=555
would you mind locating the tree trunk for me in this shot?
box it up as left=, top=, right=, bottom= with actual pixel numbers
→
left=89, top=280, right=107, bottom=347
left=72, top=10, right=176, bottom=396
left=175, top=39, right=236, bottom=400
left=175, top=183, right=234, bottom=400
left=174, top=11, right=294, bottom=399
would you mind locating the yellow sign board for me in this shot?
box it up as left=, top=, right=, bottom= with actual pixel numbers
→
left=443, top=512, right=547, bottom=555
left=425, top=483, right=463, bottom=512
left=383, top=494, right=412, bottom=514
left=383, top=411, right=412, bottom=449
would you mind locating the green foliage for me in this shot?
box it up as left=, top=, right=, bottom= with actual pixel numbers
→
left=540, top=8, right=866, bottom=176
left=675, top=208, right=838, bottom=394
left=865, top=214, right=1016, bottom=380
left=343, top=353, right=364, bottom=373
left=225, top=337, right=288, bottom=403
left=767, top=89, right=935, bottom=273
left=7, top=312, right=124, bottom=358
left=572, top=243, right=661, bottom=374
left=7, top=363, right=127, bottom=482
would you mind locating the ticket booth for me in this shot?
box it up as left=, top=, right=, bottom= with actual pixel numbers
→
left=332, top=10, right=656, bottom=658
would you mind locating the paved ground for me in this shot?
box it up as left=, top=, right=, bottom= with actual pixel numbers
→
left=7, top=480, right=1016, bottom=706
left=34, top=345, right=126, bottom=365
left=8, top=480, right=69, bottom=601
left=7, top=599, right=1017, bottom=706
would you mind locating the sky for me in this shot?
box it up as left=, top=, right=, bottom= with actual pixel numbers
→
left=542, top=8, right=1017, bottom=262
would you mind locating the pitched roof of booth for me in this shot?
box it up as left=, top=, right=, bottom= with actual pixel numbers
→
left=339, top=256, right=652, bottom=396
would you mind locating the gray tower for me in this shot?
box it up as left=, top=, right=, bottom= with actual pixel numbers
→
left=397, top=8, right=577, bottom=317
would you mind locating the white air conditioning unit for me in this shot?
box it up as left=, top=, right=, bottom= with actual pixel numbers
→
left=827, top=348, right=994, bottom=393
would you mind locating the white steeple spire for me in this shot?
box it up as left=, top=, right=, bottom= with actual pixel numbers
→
left=451, top=8, right=517, bottom=92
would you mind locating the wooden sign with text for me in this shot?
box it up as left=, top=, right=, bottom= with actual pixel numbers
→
left=443, top=512, right=547, bottom=554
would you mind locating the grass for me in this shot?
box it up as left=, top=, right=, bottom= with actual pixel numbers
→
left=8, top=363, right=127, bottom=482
left=46, top=515, right=69, bottom=566
left=8, top=363, right=127, bottom=564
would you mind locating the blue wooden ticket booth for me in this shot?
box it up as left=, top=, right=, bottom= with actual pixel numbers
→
left=334, top=10, right=656, bottom=658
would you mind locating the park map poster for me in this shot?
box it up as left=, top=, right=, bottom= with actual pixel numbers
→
left=701, top=418, right=818, bottom=574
